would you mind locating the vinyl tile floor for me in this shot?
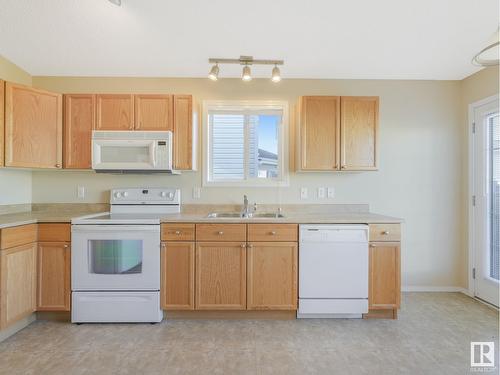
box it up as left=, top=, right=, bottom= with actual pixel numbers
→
left=0, top=293, right=498, bottom=375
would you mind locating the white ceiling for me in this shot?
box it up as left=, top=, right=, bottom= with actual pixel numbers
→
left=0, top=0, right=497, bottom=79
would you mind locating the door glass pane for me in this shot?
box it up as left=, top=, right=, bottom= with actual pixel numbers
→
left=489, top=113, right=500, bottom=280
left=248, top=115, right=280, bottom=179
left=89, top=240, right=143, bottom=274
left=101, top=146, right=150, bottom=163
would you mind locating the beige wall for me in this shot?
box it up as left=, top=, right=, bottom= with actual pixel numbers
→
left=460, top=66, right=500, bottom=289
left=30, top=76, right=464, bottom=289
left=0, top=55, right=32, bottom=205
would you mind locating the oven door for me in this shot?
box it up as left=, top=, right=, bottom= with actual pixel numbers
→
left=92, top=139, right=158, bottom=170
left=71, top=225, right=160, bottom=291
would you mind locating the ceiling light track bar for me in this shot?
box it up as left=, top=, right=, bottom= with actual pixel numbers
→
left=209, top=56, right=284, bottom=66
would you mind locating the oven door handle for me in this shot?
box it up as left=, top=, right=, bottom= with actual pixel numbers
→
left=71, top=225, right=160, bottom=233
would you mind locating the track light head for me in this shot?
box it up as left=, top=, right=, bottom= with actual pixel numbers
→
left=271, top=65, right=281, bottom=83
left=208, top=64, right=219, bottom=81
left=108, top=0, right=121, bottom=6
left=242, top=65, right=252, bottom=82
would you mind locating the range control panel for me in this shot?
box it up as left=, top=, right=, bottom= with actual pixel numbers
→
left=110, top=188, right=180, bottom=205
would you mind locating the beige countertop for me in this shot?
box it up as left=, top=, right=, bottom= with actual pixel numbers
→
left=0, top=204, right=402, bottom=229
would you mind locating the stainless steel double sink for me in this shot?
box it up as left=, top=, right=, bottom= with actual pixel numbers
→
left=206, top=212, right=285, bottom=219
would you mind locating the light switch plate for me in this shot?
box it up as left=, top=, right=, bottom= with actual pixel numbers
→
left=77, top=186, right=85, bottom=199
left=300, top=187, right=308, bottom=199
left=327, top=187, right=335, bottom=198
left=193, top=187, right=201, bottom=199
left=318, top=187, right=325, bottom=198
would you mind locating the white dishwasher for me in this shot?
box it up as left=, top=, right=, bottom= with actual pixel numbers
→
left=298, top=224, right=369, bottom=318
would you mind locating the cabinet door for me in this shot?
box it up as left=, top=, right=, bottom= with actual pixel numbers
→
left=195, top=242, right=246, bottom=310
left=0, top=80, right=4, bottom=166
left=299, top=96, right=340, bottom=170
left=369, top=242, right=400, bottom=309
left=37, top=242, right=71, bottom=311
left=173, top=95, right=194, bottom=170
left=63, top=94, right=95, bottom=169
left=0, top=243, right=37, bottom=329
left=134, top=94, right=173, bottom=131
left=95, top=94, right=134, bottom=130
left=340, top=96, right=378, bottom=170
left=247, top=242, right=298, bottom=310
left=161, top=242, right=195, bottom=310
left=4, top=83, right=63, bottom=168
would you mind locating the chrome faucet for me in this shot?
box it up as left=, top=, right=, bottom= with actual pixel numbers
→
left=241, top=195, right=255, bottom=218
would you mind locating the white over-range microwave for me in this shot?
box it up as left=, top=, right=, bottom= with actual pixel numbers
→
left=92, top=131, right=178, bottom=173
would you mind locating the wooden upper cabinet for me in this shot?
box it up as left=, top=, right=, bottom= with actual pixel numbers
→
left=0, top=80, right=4, bottom=166
left=340, top=96, right=378, bottom=170
left=161, top=242, right=195, bottom=310
left=95, top=94, right=134, bottom=130
left=134, top=94, right=173, bottom=131
left=37, top=242, right=71, bottom=311
left=369, top=242, right=401, bottom=310
left=247, top=242, right=298, bottom=310
left=63, top=94, right=95, bottom=169
left=195, top=242, right=247, bottom=310
left=173, top=95, right=194, bottom=170
left=4, top=82, right=62, bottom=168
left=0, top=243, right=37, bottom=329
left=298, top=96, right=340, bottom=171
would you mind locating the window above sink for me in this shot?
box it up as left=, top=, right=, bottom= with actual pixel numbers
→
left=202, top=100, right=289, bottom=187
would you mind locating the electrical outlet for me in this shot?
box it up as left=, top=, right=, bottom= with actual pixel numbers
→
left=192, top=187, right=201, bottom=199
left=77, top=186, right=85, bottom=199
left=318, top=187, right=325, bottom=198
left=327, top=187, right=335, bottom=198
left=300, top=187, right=308, bottom=199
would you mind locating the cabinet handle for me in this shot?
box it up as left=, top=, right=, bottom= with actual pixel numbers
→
left=341, top=165, right=346, bottom=170
left=369, top=244, right=375, bottom=248
left=175, top=230, right=181, bottom=235
left=217, top=231, right=224, bottom=235
left=382, top=231, right=390, bottom=235
left=55, top=164, right=61, bottom=168
left=63, top=244, right=69, bottom=248
left=241, top=243, right=246, bottom=248
left=335, top=163, right=339, bottom=169
left=270, top=231, right=276, bottom=235
left=161, top=243, right=166, bottom=249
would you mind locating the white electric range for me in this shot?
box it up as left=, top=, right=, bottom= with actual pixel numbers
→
left=71, top=187, right=180, bottom=323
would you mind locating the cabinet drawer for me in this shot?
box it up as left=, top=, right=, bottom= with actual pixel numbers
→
left=161, top=224, right=195, bottom=241
left=38, top=223, right=71, bottom=242
left=0, top=224, right=38, bottom=250
left=196, top=224, right=246, bottom=242
left=369, top=224, right=401, bottom=242
left=248, top=224, right=298, bottom=242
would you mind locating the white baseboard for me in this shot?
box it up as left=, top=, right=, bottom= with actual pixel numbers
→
left=402, top=286, right=468, bottom=293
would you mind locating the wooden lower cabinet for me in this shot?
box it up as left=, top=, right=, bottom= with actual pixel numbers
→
left=161, top=242, right=195, bottom=310
left=0, top=243, right=37, bottom=329
left=368, top=242, right=401, bottom=310
left=247, top=242, right=298, bottom=310
left=195, top=242, right=246, bottom=310
left=37, top=242, right=71, bottom=311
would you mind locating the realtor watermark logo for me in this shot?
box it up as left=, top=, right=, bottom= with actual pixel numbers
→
left=471, top=342, right=495, bottom=371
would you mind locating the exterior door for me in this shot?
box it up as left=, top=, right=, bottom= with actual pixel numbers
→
left=472, top=96, right=500, bottom=307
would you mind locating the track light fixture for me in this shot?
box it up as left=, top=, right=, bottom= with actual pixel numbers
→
left=108, top=0, right=121, bottom=6
left=208, top=56, right=284, bottom=82
left=271, top=65, right=281, bottom=83
left=208, top=63, right=219, bottom=81
left=242, top=65, right=252, bottom=82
